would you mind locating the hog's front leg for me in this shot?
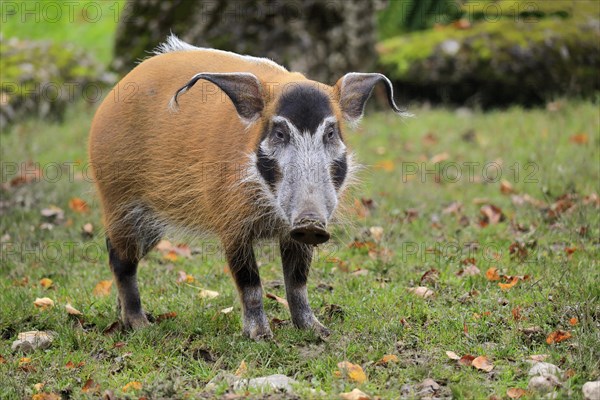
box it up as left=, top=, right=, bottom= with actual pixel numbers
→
left=280, top=239, right=330, bottom=338
left=226, top=244, right=272, bottom=340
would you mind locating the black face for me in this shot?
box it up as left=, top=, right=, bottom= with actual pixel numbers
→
left=275, top=84, right=334, bottom=134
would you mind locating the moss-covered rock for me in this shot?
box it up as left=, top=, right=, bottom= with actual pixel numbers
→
left=377, top=1, right=600, bottom=106
left=0, top=35, right=115, bottom=130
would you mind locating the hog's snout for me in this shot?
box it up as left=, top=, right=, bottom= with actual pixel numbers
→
left=290, top=213, right=330, bottom=245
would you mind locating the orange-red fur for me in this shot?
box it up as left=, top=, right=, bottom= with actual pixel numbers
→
left=89, top=50, right=347, bottom=260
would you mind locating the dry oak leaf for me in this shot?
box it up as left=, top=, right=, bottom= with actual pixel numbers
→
left=569, top=133, right=588, bottom=144
left=529, top=354, right=549, bottom=362
left=480, top=204, right=505, bottom=225
left=458, top=354, right=476, bottom=367
left=339, top=388, right=371, bottom=400
left=34, top=297, right=54, bottom=309
left=176, top=271, right=194, bottom=284
left=39, top=278, right=53, bottom=289
left=32, top=394, right=61, bottom=400
left=198, top=289, right=219, bottom=299
left=93, top=280, right=112, bottom=296
left=446, top=351, right=461, bottom=360
left=122, top=381, right=142, bottom=392
left=507, top=388, right=527, bottom=399
left=379, top=354, right=399, bottom=365
left=369, top=226, right=384, bottom=242
left=155, top=312, right=177, bottom=323
left=485, top=267, right=500, bottom=281
left=81, top=378, right=100, bottom=393
left=374, top=160, right=394, bottom=172
left=472, top=356, right=494, bottom=372
left=499, top=276, right=519, bottom=291
left=266, top=292, right=289, bottom=309
left=65, top=304, right=83, bottom=316
left=546, top=330, right=572, bottom=344
left=235, top=360, right=248, bottom=377
left=68, top=197, right=89, bottom=213
left=337, top=361, right=367, bottom=384
left=408, top=286, right=434, bottom=299
left=500, top=180, right=515, bottom=195
left=82, top=223, right=94, bottom=236
left=163, top=251, right=178, bottom=262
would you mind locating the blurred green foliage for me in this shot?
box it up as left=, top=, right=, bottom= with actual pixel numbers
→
left=378, top=0, right=461, bottom=39
left=377, top=0, right=600, bottom=106
left=0, top=0, right=125, bottom=66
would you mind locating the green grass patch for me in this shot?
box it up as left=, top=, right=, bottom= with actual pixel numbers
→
left=1, top=101, right=599, bottom=399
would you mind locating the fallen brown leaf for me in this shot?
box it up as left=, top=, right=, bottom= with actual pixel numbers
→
left=235, top=360, right=247, bottom=376
left=546, top=330, right=572, bottom=344
left=420, top=269, right=439, bottom=285
left=337, top=361, right=367, bottom=384
left=458, top=354, right=475, bottom=367
left=266, top=292, right=289, bottom=309
left=499, top=276, right=519, bottom=291
left=34, top=297, right=54, bottom=310
left=480, top=204, right=505, bottom=226
left=378, top=354, right=398, bottom=365
left=31, top=394, right=61, bottom=400
left=176, top=271, right=194, bottom=284
left=65, top=304, right=82, bottom=316
left=507, top=388, right=527, bottom=399
left=529, top=354, right=549, bottom=362
left=374, top=160, right=394, bottom=172
left=446, top=351, right=461, bottom=360
left=81, top=378, right=99, bottom=393
left=485, top=267, right=500, bottom=281
left=500, top=180, right=515, bottom=195
left=198, top=289, right=219, bottom=299
left=408, top=286, right=434, bottom=299
left=92, top=280, right=112, bottom=296
left=339, top=388, right=371, bottom=400
left=156, top=312, right=177, bottom=323
left=39, top=278, right=53, bottom=289
left=569, top=317, right=578, bottom=326
left=369, top=226, right=384, bottom=242
left=472, top=356, right=494, bottom=372
left=68, top=197, right=89, bottom=213
left=82, top=223, right=94, bottom=236
left=122, top=381, right=142, bottom=392
left=569, top=133, right=588, bottom=144
left=512, top=306, right=523, bottom=321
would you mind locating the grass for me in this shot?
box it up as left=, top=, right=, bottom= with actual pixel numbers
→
left=1, top=99, right=599, bottom=399
left=1, top=0, right=125, bottom=66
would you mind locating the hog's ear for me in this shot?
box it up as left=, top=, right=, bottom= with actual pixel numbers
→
left=335, top=72, right=409, bottom=123
left=170, top=72, right=264, bottom=124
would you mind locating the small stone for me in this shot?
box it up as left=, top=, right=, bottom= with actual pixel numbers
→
left=235, top=374, right=297, bottom=393
left=529, top=362, right=561, bottom=377
left=419, top=378, right=440, bottom=392
left=528, top=375, right=561, bottom=393
left=11, top=331, right=56, bottom=353
left=582, top=381, right=600, bottom=400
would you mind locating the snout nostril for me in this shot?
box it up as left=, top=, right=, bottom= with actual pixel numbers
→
left=290, top=224, right=330, bottom=245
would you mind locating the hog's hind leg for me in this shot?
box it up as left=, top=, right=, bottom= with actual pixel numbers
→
left=106, top=237, right=151, bottom=329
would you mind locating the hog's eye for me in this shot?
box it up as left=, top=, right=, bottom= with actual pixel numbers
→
left=274, top=129, right=286, bottom=141
left=325, top=126, right=336, bottom=141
